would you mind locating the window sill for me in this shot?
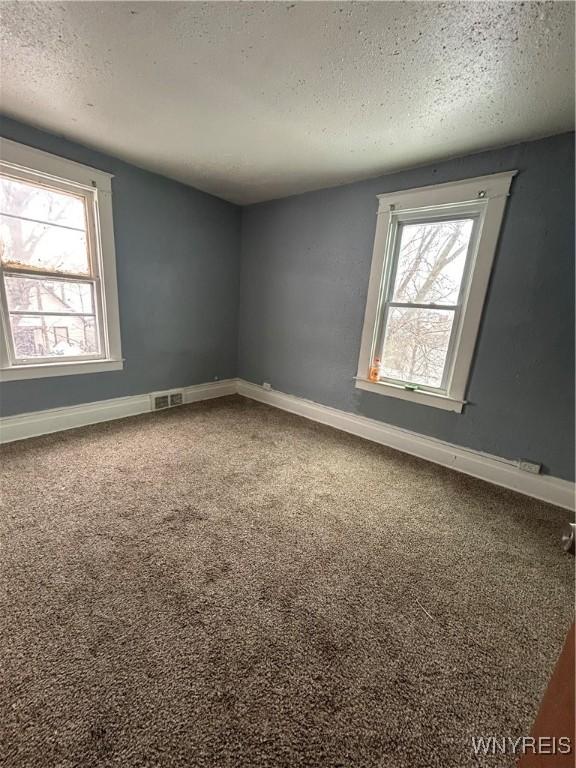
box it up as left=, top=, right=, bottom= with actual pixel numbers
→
left=0, top=359, right=124, bottom=382
left=354, top=377, right=465, bottom=413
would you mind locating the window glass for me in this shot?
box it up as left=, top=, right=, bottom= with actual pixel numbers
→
left=380, top=307, right=455, bottom=388
left=0, top=176, right=89, bottom=275
left=0, top=176, right=86, bottom=228
left=0, top=171, right=101, bottom=363
left=5, top=276, right=94, bottom=314
left=373, top=215, right=477, bottom=390
left=10, top=314, right=98, bottom=358
left=391, top=219, right=473, bottom=306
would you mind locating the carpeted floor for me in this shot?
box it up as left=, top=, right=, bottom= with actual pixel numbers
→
left=0, top=395, right=573, bottom=768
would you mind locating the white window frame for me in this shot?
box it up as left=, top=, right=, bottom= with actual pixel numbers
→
left=355, top=171, right=516, bottom=413
left=0, top=138, right=123, bottom=381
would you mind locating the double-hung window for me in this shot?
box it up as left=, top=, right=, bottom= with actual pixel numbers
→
left=356, top=172, right=515, bottom=412
left=0, top=138, right=122, bottom=380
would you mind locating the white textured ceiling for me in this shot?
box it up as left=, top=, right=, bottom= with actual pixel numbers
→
left=0, top=1, right=574, bottom=204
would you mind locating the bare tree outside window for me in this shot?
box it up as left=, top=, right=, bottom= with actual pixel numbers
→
left=379, top=219, right=473, bottom=388
left=0, top=175, right=100, bottom=360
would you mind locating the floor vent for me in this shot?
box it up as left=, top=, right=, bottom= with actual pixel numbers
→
left=150, top=391, right=185, bottom=411
left=152, top=394, right=170, bottom=410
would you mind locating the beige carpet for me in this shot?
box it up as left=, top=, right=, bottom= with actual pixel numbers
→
left=0, top=395, right=573, bottom=768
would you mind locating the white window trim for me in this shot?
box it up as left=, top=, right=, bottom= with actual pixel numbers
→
left=355, top=171, right=517, bottom=413
left=0, top=138, right=123, bottom=382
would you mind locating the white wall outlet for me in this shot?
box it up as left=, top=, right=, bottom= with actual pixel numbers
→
left=262, top=382, right=272, bottom=391
left=518, top=460, right=542, bottom=474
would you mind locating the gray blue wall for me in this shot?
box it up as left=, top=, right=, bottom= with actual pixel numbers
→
left=0, top=116, right=241, bottom=417
left=1, top=118, right=573, bottom=481
left=238, top=133, right=575, bottom=481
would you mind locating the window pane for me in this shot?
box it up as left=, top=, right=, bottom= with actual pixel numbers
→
left=392, top=219, right=474, bottom=305
left=10, top=314, right=99, bottom=359
left=0, top=176, right=86, bottom=229
left=380, top=307, right=455, bottom=388
left=0, top=215, right=90, bottom=275
left=5, top=276, right=94, bottom=314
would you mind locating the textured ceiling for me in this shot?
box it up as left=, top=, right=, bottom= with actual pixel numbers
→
left=0, top=1, right=574, bottom=204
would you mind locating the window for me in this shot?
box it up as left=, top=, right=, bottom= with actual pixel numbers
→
left=0, top=138, right=122, bottom=380
left=356, top=172, right=516, bottom=412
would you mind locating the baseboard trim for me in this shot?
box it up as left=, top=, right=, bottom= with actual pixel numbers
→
left=0, top=379, right=238, bottom=444
left=2, top=377, right=573, bottom=510
left=183, top=379, right=238, bottom=404
left=237, top=379, right=575, bottom=511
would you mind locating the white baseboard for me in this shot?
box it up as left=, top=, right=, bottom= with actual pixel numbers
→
left=237, top=379, right=575, bottom=511
left=183, top=379, right=238, bottom=404
left=2, top=376, right=573, bottom=511
left=0, top=379, right=237, bottom=444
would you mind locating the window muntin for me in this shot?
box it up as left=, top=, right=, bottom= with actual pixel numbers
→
left=0, top=170, right=105, bottom=364
left=370, top=209, right=480, bottom=393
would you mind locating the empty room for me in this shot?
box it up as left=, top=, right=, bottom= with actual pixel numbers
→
left=0, top=2, right=574, bottom=767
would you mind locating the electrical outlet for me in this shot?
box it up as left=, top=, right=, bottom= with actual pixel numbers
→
left=262, top=382, right=272, bottom=391
left=518, top=460, right=541, bottom=475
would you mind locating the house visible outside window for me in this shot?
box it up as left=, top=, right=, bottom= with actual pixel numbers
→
left=0, top=138, right=122, bottom=380
left=356, top=172, right=516, bottom=412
